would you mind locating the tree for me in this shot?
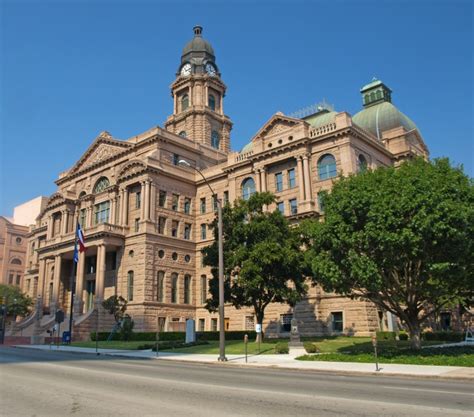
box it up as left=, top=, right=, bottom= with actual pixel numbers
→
left=0, top=284, right=33, bottom=323
left=302, top=158, right=474, bottom=349
left=102, top=295, right=128, bottom=324
left=202, top=192, right=307, bottom=341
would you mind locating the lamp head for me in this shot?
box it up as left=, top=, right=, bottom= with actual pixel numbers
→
left=178, top=159, right=191, bottom=167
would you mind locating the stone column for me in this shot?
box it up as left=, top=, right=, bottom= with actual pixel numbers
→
left=150, top=183, right=156, bottom=222
left=145, top=181, right=151, bottom=221
left=254, top=169, right=261, bottom=192
left=37, top=258, right=47, bottom=299
left=50, top=255, right=62, bottom=312
left=140, top=181, right=146, bottom=220
left=46, top=215, right=53, bottom=239
left=61, top=210, right=68, bottom=235
left=74, top=251, right=86, bottom=315
left=296, top=156, right=305, bottom=201
left=96, top=245, right=106, bottom=301
left=110, top=196, right=116, bottom=225
left=302, top=154, right=312, bottom=201
left=87, top=202, right=94, bottom=228
left=73, top=206, right=79, bottom=229
left=123, top=188, right=129, bottom=226
left=173, top=93, right=177, bottom=114
left=260, top=168, right=267, bottom=192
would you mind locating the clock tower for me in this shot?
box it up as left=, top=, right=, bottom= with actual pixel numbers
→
left=165, top=26, right=232, bottom=152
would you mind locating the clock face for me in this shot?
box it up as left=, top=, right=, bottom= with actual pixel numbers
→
left=180, top=63, right=191, bottom=76
left=205, top=63, right=216, bottom=76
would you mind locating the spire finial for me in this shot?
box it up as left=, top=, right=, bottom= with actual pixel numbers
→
left=193, top=25, right=202, bottom=36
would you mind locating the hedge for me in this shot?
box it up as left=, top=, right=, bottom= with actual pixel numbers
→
left=91, top=330, right=258, bottom=342
left=422, top=331, right=464, bottom=342
left=275, top=342, right=289, bottom=354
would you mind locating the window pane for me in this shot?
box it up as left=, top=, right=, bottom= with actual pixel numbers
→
left=241, top=178, right=256, bottom=200
left=288, top=169, right=296, bottom=188
left=275, top=172, right=283, bottom=192
left=318, top=154, right=337, bottom=180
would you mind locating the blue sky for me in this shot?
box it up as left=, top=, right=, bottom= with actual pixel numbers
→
left=1, top=0, right=472, bottom=216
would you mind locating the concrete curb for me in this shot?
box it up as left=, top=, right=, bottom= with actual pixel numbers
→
left=11, top=345, right=474, bottom=382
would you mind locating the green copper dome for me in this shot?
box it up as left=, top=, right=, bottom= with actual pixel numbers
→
left=353, top=79, right=419, bottom=139
left=304, top=110, right=337, bottom=128
left=353, top=102, right=418, bottom=138
left=182, top=26, right=215, bottom=57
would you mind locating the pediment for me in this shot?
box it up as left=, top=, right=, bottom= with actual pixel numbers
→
left=254, top=113, right=303, bottom=140
left=69, top=132, right=133, bottom=175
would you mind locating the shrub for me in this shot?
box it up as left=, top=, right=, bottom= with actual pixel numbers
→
left=151, top=340, right=209, bottom=352
left=398, top=331, right=408, bottom=341
left=422, top=331, right=464, bottom=342
left=136, top=343, right=155, bottom=350
left=275, top=342, right=289, bottom=354
left=197, top=331, right=257, bottom=341
left=90, top=331, right=186, bottom=342
left=304, top=342, right=319, bottom=354
left=376, top=331, right=396, bottom=341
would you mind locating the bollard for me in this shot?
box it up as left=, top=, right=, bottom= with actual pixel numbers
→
left=244, top=334, right=248, bottom=363
left=371, top=334, right=380, bottom=372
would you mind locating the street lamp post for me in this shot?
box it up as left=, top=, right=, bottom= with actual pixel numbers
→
left=178, top=159, right=227, bottom=362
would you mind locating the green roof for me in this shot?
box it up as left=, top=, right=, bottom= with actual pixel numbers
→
left=304, top=110, right=337, bottom=128
left=353, top=101, right=419, bottom=139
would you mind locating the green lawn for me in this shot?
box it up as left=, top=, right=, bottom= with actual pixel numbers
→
left=72, top=341, right=154, bottom=350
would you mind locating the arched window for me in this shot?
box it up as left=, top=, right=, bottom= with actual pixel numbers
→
left=241, top=178, right=256, bottom=200
left=184, top=274, right=191, bottom=304
left=179, top=131, right=187, bottom=138
left=317, top=154, right=337, bottom=180
left=93, top=177, right=110, bottom=194
left=127, top=271, right=134, bottom=301
left=11, top=258, right=22, bottom=265
left=79, top=191, right=86, bottom=198
left=181, top=94, right=189, bottom=111
left=358, top=154, right=368, bottom=172
left=208, top=94, right=216, bottom=111
left=211, top=130, right=220, bottom=149
left=171, top=273, right=178, bottom=303
left=157, top=271, right=165, bottom=302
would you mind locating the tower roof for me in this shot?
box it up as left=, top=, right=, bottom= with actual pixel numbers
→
left=182, top=26, right=215, bottom=59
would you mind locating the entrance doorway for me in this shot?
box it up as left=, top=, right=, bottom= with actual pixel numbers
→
left=86, top=280, right=95, bottom=311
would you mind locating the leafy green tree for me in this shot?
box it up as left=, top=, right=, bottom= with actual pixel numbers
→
left=203, top=192, right=307, bottom=341
left=0, top=284, right=33, bottom=322
left=302, top=158, right=473, bottom=349
left=102, top=295, right=128, bottom=323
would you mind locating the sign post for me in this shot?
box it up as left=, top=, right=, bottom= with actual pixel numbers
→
left=371, top=334, right=380, bottom=372
left=244, top=334, right=248, bottom=363
left=55, top=310, right=65, bottom=349
left=255, top=324, right=262, bottom=353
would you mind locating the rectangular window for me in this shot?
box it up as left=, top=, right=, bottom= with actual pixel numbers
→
left=288, top=168, right=296, bottom=188
left=134, top=218, right=140, bottom=232
left=277, top=201, right=285, bottom=214
left=245, top=315, right=255, bottom=331
left=16, top=275, right=21, bottom=285
left=184, top=198, right=191, bottom=214
left=171, top=274, right=178, bottom=303
left=172, top=154, right=180, bottom=166
left=157, top=271, right=165, bottom=302
left=331, top=311, right=343, bottom=332
left=184, top=223, right=191, bottom=240
left=8, top=274, right=13, bottom=285
left=158, top=216, right=166, bottom=234
left=184, top=275, right=191, bottom=304
left=280, top=314, right=293, bottom=332
left=159, top=190, right=167, bottom=207
left=440, top=312, right=451, bottom=331
left=136, top=191, right=141, bottom=209
left=201, top=224, right=207, bottom=240
left=223, top=191, right=229, bottom=205
left=127, top=271, right=134, bottom=301
left=172, top=194, right=179, bottom=211
left=200, top=197, right=206, bottom=214
left=289, top=199, right=298, bottom=215
left=213, top=195, right=218, bottom=212
left=26, top=279, right=31, bottom=292
left=94, top=201, right=110, bottom=225
left=200, top=275, right=207, bottom=304
left=198, top=318, right=205, bottom=332
left=171, top=220, right=179, bottom=237
left=275, top=172, right=283, bottom=192
left=211, top=318, right=218, bottom=332
left=317, top=192, right=325, bottom=213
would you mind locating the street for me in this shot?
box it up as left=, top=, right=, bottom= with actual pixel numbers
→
left=0, top=346, right=472, bottom=417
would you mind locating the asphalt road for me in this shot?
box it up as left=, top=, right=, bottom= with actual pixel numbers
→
left=0, top=347, right=472, bottom=417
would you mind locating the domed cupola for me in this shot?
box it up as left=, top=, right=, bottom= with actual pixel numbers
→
left=179, top=26, right=219, bottom=77
left=353, top=78, right=420, bottom=140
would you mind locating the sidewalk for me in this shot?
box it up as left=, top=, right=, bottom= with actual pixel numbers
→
left=15, top=344, right=474, bottom=381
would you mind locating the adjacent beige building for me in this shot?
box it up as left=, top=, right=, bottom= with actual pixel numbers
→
left=13, top=27, right=429, bottom=340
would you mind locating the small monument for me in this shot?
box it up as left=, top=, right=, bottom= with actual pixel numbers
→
left=288, top=318, right=306, bottom=357
left=185, top=318, right=196, bottom=344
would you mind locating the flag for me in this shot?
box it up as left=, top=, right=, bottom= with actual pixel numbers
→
left=73, top=222, right=86, bottom=263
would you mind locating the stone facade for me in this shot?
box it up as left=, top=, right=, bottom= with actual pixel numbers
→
left=15, top=27, right=431, bottom=340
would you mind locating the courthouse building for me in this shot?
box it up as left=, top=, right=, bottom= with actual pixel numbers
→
left=15, top=27, right=429, bottom=339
